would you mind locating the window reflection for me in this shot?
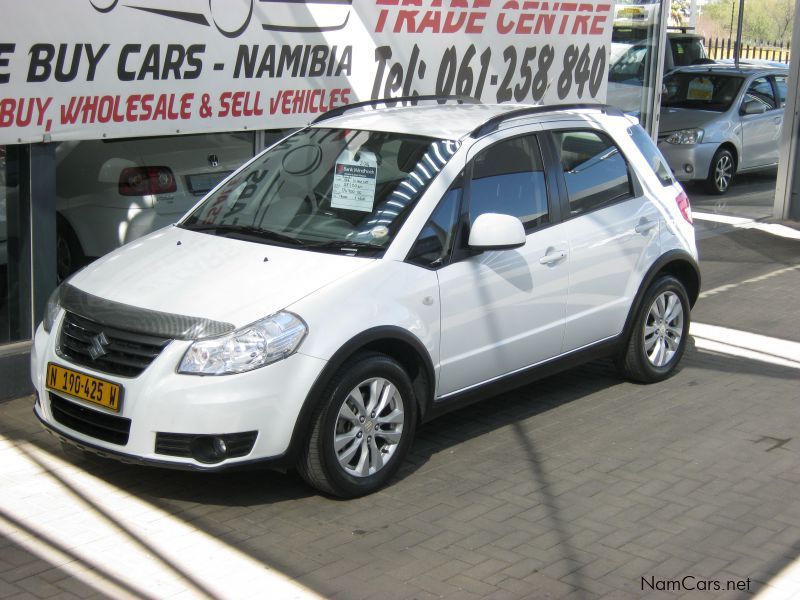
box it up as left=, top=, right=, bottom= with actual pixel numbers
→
left=606, top=2, right=706, bottom=135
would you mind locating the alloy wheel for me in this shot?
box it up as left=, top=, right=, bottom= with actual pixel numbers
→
left=643, top=291, right=684, bottom=367
left=334, top=377, right=405, bottom=477
left=714, top=154, right=733, bottom=192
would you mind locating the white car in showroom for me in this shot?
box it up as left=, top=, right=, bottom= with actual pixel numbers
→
left=55, top=132, right=255, bottom=280
left=32, top=100, right=699, bottom=497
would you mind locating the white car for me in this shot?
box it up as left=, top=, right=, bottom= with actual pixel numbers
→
left=55, top=132, right=255, bottom=280
left=32, top=101, right=699, bottom=497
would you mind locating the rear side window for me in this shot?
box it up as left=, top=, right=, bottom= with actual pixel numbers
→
left=773, top=75, right=787, bottom=108
left=552, top=130, right=634, bottom=216
left=469, top=134, right=549, bottom=230
left=628, top=125, right=674, bottom=186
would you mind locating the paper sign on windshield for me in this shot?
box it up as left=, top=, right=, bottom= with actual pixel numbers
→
left=687, top=77, right=714, bottom=101
left=331, top=152, right=377, bottom=212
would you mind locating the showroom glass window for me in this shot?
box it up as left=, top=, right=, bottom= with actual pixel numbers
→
left=606, top=0, right=674, bottom=136
left=53, top=131, right=259, bottom=281
left=1, top=145, right=27, bottom=344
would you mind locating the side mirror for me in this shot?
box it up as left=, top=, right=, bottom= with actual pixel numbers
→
left=468, top=213, right=526, bottom=251
left=741, top=100, right=767, bottom=116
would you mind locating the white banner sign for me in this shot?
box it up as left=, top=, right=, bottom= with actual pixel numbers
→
left=0, top=0, right=613, bottom=144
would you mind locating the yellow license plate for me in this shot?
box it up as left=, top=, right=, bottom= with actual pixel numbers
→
left=46, top=363, right=123, bottom=412
left=619, top=7, right=643, bottom=16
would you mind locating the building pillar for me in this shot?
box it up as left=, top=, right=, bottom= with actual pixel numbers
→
left=774, top=8, right=800, bottom=220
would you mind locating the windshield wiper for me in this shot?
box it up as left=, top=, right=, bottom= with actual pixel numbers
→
left=180, top=223, right=307, bottom=246
left=308, top=240, right=383, bottom=254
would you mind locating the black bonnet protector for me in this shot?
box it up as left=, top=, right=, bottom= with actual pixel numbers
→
left=59, top=284, right=236, bottom=340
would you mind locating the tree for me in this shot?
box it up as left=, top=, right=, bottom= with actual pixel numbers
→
left=670, top=0, right=691, bottom=26
left=699, top=0, right=795, bottom=43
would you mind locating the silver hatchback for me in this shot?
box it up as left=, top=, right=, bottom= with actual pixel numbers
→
left=657, top=64, right=788, bottom=194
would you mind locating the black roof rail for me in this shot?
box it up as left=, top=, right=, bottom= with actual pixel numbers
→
left=470, top=103, right=625, bottom=138
left=311, top=95, right=480, bottom=125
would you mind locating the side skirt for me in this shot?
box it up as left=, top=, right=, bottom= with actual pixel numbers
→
left=423, top=337, right=622, bottom=423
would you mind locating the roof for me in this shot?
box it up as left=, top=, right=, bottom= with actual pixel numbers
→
left=310, top=103, right=611, bottom=140
left=670, top=63, right=789, bottom=76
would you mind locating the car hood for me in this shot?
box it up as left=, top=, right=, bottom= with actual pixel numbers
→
left=68, top=226, right=374, bottom=330
left=659, top=107, right=721, bottom=132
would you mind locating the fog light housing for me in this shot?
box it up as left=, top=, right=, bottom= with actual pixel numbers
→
left=684, top=164, right=693, bottom=174
left=155, top=431, right=258, bottom=463
left=190, top=436, right=228, bottom=463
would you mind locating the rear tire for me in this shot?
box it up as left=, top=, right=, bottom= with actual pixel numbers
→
left=298, top=353, right=417, bottom=498
left=618, top=275, right=690, bottom=383
left=56, top=218, right=85, bottom=282
left=704, top=148, right=734, bottom=194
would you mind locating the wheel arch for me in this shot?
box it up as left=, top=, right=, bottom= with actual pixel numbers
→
left=712, top=142, right=738, bottom=176
left=284, top=326, right=435, bottom=464
left=621, top=250, right=701, bottom=345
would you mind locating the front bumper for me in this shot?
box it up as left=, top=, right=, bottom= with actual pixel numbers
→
left=31, top=314, right=327, bottom=470
left=657, top=142, right=719, bottom=182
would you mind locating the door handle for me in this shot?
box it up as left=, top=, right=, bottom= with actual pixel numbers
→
left=539, top=250, right=567, bottom=265
left=635, top=220, right=657, bottom=235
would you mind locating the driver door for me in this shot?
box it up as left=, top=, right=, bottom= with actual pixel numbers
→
left=434, top=132, right=569, bottom=397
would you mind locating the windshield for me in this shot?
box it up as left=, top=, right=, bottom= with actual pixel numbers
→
left=181, top=128, right=459, bottom=255
left=662, top=73, right=744, bottom=111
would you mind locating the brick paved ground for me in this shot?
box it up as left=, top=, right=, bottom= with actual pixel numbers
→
left=1, top=216, right=799, bottom=599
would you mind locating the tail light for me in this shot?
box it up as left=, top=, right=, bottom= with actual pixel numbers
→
left=119, top=166, right=177, bottom=196
left=675, top=190, right=692, bottom=224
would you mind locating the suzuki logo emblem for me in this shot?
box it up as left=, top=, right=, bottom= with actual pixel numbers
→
left=88, top=332, right=110, bottom=360
left=208, top=154, right=219, bottom=167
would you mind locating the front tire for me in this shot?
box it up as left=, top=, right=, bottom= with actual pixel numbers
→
left=704, top=148, right=734, bottom=194
left=618, top=275, right=690, bottom=383
left=298, top=353, right=417, bottom=498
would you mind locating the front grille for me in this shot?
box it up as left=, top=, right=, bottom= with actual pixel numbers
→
left=49, top=393, right=131, bottom=445
left=155, top=431, right=258, bottom=460
left=58, top=312, right=171, bottom=377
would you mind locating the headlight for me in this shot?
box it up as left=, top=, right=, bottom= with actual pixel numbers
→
left=178, top=312, right=307, bottom=375
left=43, top=286, right=62, bottom=333
left=664, top=128, right=704, bottom=145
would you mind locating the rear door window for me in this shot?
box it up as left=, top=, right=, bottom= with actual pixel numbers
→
left=552, top=130, right=634, bottom=216
left=628, top=126, right=674, bottom=186
left=745, top=77, right=777, bottom=110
